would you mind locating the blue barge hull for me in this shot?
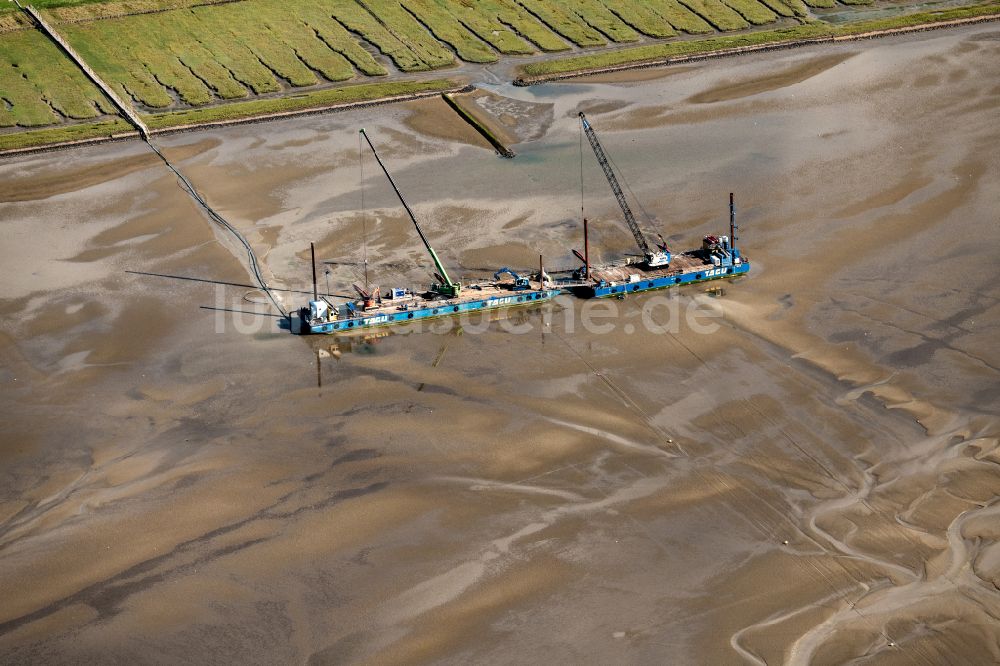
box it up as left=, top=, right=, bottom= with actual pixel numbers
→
left=303, top=288, right=562, bottom=334
left=579, top=261, right=750, bottom=299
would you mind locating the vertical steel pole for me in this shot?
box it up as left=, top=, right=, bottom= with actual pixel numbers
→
left=583, top=218, right=590, bottom=280
left=729, top=193, right=736, bottom=251
left=311, top=242, right=318, bottom=301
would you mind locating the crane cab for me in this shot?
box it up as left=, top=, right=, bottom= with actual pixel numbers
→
left=646, top=251, right=671, bottom=268
left=308, top=299, right=336, bottom=323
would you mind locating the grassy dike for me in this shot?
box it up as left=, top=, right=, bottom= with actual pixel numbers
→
left=514, top=3, right=1000, bottom=83
left=0, top=118, right=134, bottom=153
left=0, top=79, right=461, bottom=153
left=142, top=79, right=463, bottom=130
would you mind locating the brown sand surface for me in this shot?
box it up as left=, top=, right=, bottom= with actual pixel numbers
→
left=686, top=52, right=858, bottom=104
left=573, top=65, right=697, bottom=85
left=402, top=96, right=492, bottom=151
left=1, top=26, right=999, bottom=664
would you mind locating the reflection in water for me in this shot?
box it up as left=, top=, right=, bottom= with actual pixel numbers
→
left=305, top=302, right=555, bottom=359
left=307, top=303, right=557, bottom=387
left=312, top=331, right=389, bottom=387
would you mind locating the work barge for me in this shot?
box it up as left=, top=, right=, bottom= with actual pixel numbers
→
left=567, top=112, right=749, bottom=299
left=296, top=129, right=560, bottom=335
left=574, top=234, right=749, bottom=299
left=295, top=116, right=749, bottom=336
left=299, top=277, right=559, bottom=335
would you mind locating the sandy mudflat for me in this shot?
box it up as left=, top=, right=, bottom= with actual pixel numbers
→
left=1, top=26, right=999, bottom=664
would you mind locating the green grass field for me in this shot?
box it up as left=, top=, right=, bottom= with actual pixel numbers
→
left=517, top=2, right=1000, bottom=77
left=723, top=0, right=779, bottom=25
left=0, top=0, right=997, bottom=150
left=757, top=0, right=809, bottom=19
left=141, top=78, right=462, bottom=130
left=0, top=29, right=114, bottom=127
left=516, top=0, right=607, bottom=46
left=387, top=0, right=500, bottom=63
left=60, top=0, right=396, bottom=108
left=0, top=79, right=459, bottom=152
left=645, top=0, right=716, bottom=34
left=802, top=0, right=837, bottom=9
left=678, top=0, right=750, bottom=31
left=552, top=0, right=641, bottom=43
left=0, top=118, right=132, bottom=152
left=451, top=0, right=569, bottom=53
left=603, top=3, right=677, bottom=38
left=0, top=13, right=30, bottom=34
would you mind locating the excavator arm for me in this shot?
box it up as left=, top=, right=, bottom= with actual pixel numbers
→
left=493, top=267, right=530, bottom=290
left=360, top=129, right=461, bottom=297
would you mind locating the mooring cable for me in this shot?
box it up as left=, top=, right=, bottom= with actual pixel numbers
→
left=145, top=141, right=288, bottom=318
left=18, top=0, right=287, bottom=320
left=359, top=131, right=369, bottom=290
left=545, top=317, right=686, bottom=457
left=579, top=119, right=586, bottom=224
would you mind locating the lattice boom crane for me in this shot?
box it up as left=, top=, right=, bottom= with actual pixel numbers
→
left=579, top=112, right=670, bottom=268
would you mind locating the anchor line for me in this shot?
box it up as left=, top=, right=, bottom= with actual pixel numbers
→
left=359, top=131, right=369, bottom=290
left=146, top=142, right=287, bottom=318
left=546, top=321, right=685, bottom=456
left=579, top=120, right=585, bottom=223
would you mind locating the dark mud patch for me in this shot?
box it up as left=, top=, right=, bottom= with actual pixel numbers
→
left=570, top=99, right=632, bottom=117
left=0, top=151, right=157, bottom=203
left=572, top=64, right=696, bottom=84
left=607, top=97, right=782, bottom=130
left=458, top=242, right=539, bottom=273
left=0, top=138, right=221, bottom=203
left=687, top=52, right=857, bottom=104
left=832, top=174, right=932, bottom=219
left=402, top=97, right=491, bottom=151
